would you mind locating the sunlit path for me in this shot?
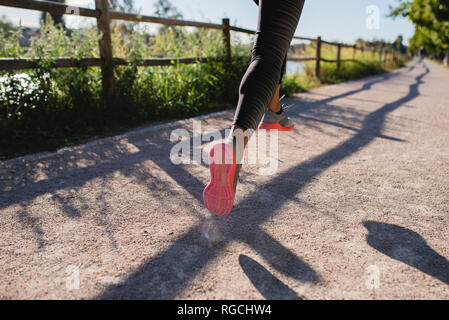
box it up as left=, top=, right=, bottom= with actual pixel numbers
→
left=1, top=60, right=448, bottom=299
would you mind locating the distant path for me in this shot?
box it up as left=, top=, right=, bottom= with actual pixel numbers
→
left=1, top=59, right=448, bottom=299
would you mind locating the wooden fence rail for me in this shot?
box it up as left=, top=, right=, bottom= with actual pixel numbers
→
left=0, top=57, right=225, bottom=71
left=0, top=0, right=404, bottom=100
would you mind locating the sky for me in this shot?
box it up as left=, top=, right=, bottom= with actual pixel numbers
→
left=1, top=0, right=415, bottom=44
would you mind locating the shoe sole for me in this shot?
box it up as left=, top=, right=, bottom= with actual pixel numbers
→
left=259, top=122, right=295, bottom=131
left=203, top=143, right=236, bottom=217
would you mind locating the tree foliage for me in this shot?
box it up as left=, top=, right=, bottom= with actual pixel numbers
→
left=40, top=0, right=66, bottom=28
left=0, top=15, right=17, bottom=33
left=153, top=0, right=183, bottom=19
left=390, top=0, right=449, bottom=54
left=153, top=0, right=183, bottom=34
left=109, top=0, right=135, bottom=13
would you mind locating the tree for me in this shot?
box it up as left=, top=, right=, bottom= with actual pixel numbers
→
left=154, top=0, right=183, bottom=19
left=390, top=0, right=449, bottom=55
left=109, top=0, right=138, bottom=35
left=40, top=0, right=66, bottom=28
left=0, top=15, right=17, bottom=33
left=393, top=35, right=407, bottom=54
left=109, top=0, right=135, bottom=13
left=153, top=0, right=183, bottom=34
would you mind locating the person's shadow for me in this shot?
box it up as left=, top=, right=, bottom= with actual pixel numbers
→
left=363, top=221, right=449, bottom=286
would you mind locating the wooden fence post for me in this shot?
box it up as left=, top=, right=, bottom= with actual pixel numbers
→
left=315, top=36, right=321, bottom=78
left=95, top=0, right=114, bottom=105
left=222, top=18, right=231, bottom=61
left=337, top=44, right=341, bottom=71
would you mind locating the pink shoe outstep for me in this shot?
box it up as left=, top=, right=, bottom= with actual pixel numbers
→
left=203, top=142, right=237, bottom=217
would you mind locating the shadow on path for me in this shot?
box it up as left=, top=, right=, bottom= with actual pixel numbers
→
left=97, top=61, right=429, bottom=299
left=239, top=255, right=303, bottom=300
left=363, top=221, right=449, bottom=286
left=0, top=69, right=402, bottom=210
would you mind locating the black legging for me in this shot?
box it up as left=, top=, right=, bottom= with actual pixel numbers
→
left=255, top=0, right=288, bottom=86
left=233, top=0, right=305, bottom=130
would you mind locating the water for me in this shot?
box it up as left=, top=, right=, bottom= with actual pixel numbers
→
left=286, top=61, right=305, bottom=76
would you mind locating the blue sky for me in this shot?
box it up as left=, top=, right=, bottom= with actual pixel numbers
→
left=1, top=0, right=414, bottom=44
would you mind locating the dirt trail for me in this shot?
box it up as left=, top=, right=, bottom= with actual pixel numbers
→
left=1, top=59, right=448, bottom=299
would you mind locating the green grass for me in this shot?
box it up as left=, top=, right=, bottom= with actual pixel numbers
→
left=281, top=43, right=406, bottom=97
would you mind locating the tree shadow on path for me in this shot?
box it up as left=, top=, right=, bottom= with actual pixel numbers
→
left=239, top=255, right=303, bottom=300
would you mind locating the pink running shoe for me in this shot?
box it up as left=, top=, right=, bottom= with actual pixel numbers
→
left=203, top=142, right=238, bottom=217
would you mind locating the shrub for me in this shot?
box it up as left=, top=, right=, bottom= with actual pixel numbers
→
left=0, top=18, right=250, bottom=158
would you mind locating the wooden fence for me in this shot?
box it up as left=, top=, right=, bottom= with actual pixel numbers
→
left=0, top=0, right=404, bottom=101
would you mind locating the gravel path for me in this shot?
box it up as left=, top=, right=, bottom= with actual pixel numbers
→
left=1, top=59, right=448, bottom=299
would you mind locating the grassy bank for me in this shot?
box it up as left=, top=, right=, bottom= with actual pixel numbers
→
left=431, top=58, right=449, bottom=69
left=0, top=20, right=251, bottom=159
left=0, top=20, right=405, bottom=160
left=281, top=42, right=406, bottom=96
